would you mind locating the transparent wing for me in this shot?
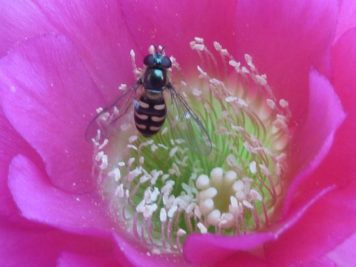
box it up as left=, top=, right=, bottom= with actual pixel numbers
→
left=85, top=84, right=139, bottom=142
left=166, top=84, right=212, bottom=155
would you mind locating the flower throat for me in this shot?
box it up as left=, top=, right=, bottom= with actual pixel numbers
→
left=91, top=38, right=291, bottom=254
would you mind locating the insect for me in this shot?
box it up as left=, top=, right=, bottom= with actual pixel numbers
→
left=86, top=46, right=212, bottom=154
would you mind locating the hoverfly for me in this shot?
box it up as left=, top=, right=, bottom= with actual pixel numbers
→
left=86, top=46, right=212, bottom=154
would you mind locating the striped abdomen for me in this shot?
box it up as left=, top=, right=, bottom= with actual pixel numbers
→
left=134, top=93, right=167, bottom=136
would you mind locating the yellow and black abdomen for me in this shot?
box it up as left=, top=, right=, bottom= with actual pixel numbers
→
left=134, top=93, right=167, bottom=136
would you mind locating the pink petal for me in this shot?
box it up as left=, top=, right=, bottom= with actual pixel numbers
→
left=0, top=111, right=40, bottom=218
left=215, top=253, right=268, bottom=267
left=0, top=0, right=54, bottom=56
left=120, top=0, right=238, bottom=73
left=335, top=0, right=356, bottom=42
left=33, top=0, right=135, bottom=99
left=8, top=155, right=112, bottom=235
left=327, top=232, right=356, bottom=267
left=264, top=28, right=356, bottom=266
left=57, top=252, right=124, bottom=267
left=284, top=70, right=345, bottom=210
left=183, top=186, right=335, bottom=266
left=0, top=218, right=116, bottom=267
left=0, top=220, right=61, bottom=267
left=0, top=34, right=104, bottom=192
left=235, top=0, right=338, bottom=121
left=114, top=233, right=186, bottom=267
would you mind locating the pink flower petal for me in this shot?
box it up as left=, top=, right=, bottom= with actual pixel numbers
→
left=0, top=220, right=62, bottom=267
left=0, top=0, right=54, bottom=56
left=114, top=233, right=187, bottom=267
left=120, top=0, right=238, bottom=73
left=327, top=232, right=356, bottom=267
left=263, top=28, right=356, bottom=267
left=57, top=252, right=124, bottom=267
left=0, top=111, right=40, bottom=218
left=0, top=218, right=116, bottom=267
left=235, top=0, right=338, bottom=120
left=0, top=34, right=105, bottom=192
left=284, top=70, right=345, bottom=210
left=33, top=0, right=135, bottom=99
left=335, top=0, right=356, bottom=42
left=183, top=186, right=335, bottom=266
left=215, top=253, right=268, bottom=267
left=8, top=155, right=112, bottom=236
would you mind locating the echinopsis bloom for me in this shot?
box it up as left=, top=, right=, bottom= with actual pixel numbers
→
left=91, top=38, right=291, bottom=254
left=1, top=1, right=356, bottom=266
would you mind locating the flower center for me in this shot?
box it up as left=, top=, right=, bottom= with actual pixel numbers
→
left=90, top=38, right=291, bottom=254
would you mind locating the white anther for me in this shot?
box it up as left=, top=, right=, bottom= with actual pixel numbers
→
left=95, top=152, right=108, bottom=170
left=143, top=203, right=158, bottom=219
left=220, top=48, right=229, bottom=56
left=128, top=167, right=142, bottom=181
left=136, top=199, right=145, bottom=213
left=185, top=203, right=195, bottom=213
left=233, top=180, right=244, bottom=193
left=197, top=223, right=208, bottom=234
left=279, top=99, right=289, bottom=108
left=249, top=161, right=257, bottom=174
left=158, top=144, right=168, bottom=150
left=266, top=99, right=276, bottom=110
left=148, top=45, right=155, bottom=54
left=197, top=66, right=208, bottom=77
left=230, top=196, right=238, bottom=208
left=191, top=43, right=205, bottom=51
left=192, top=88, right=202, bottom=96
left=207, top=209, right=221, bottom=226
left=226, top=154, right=239, bottom=168
left=237, top=98, right=248, bottom=108
left=160, top=208, right=167, bottom=222
left=161, top=127, right=168, bottom=135
left=220, top=213, right=234, bottom=228
left=225, top=96, right=238, bottom=103
left=241, top=66, right=250, bottom=74
left=139, top=175, right=150, bottom=184
left=229, top=59, right=241, bottom=68
left=96, top=107, right=104, bottom=114
left=108, top=168, right=121, bottom=182
left=177, top=229, right=187, bottom=237
left=127, top=144, right=138, bottom=151
left=255, top=74, right=267, bottom=86
left=151, top=144, right=158, bottom=152
left=196, top=174, right=210, bottom=190
left=198, top=187, right=218, bottom=200
left=213, top=41, right=222, bottom=51
left=169, top=146, right=179, bottom=158
left=194, top=37, right=204, bottom=43
left=249, top=189, right=262, bottom=201
left=244, top=54, right=255, bottom=71
left=168, top=205, right=178, bottom=218
left=115, top=184, right=125, bottom=198
left=224, top=170, right=237, bottom=184
left=118, top=161, right=125, bottom=167
left=128, top=157, right=135, bottom=167
left=118, top=84, right=127, bottom=91
left=130, top=49, right=135, bottom=58
left=199, top=198, right=214, bottom=214
left=211, top=167, right=224, bottom=185
left=242, top=200, right=254, bottom=209
left=129, top=135, right=138, bottom=143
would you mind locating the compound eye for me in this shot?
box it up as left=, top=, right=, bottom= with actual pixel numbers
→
left=161, top=56, right=172, bottom=68
left=144, top=54, right=155, bottom=66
